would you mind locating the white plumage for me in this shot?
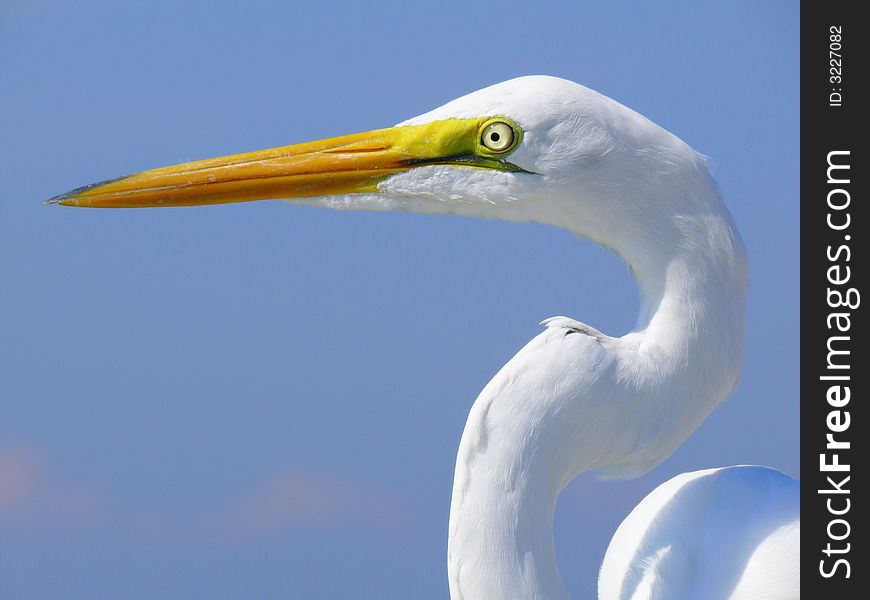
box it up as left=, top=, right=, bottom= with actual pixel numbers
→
left=600, top=466, right=799, bottom=600
left=53, top=75, right=799, bottom=599
left=330, top=77, right=796, bottom=599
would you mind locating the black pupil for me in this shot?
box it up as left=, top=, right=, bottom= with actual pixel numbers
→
left=490, top=132, right=501, bottom=142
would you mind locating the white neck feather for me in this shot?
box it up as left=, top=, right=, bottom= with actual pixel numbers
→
left=446, top=174, right=747, bottom=599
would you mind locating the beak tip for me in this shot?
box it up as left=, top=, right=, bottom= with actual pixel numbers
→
left=44, top=174, right=132, bottom=207
left=44, top=192, right=83, bottom=207
left=44, top=194, right=68, bottom=206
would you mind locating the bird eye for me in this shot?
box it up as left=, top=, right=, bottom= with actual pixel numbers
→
left=480, top=121, right=515, bottom=153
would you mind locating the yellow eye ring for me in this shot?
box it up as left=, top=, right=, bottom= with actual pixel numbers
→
left=479, top=118, right=520, bottom=155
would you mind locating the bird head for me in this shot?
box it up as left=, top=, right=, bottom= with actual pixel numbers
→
left=47, top=76, right=715, bottom=257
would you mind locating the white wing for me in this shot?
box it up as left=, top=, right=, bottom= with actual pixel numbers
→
left=598, top=466, right=799, bottom=600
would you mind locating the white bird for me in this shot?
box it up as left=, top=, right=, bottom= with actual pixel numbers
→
left=50, top=76, right=799, bottom=599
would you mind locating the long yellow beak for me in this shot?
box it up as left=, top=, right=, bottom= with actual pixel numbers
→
left=47, top=117, right=524, bottom=208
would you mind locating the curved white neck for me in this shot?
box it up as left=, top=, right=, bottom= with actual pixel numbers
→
left=446, top=180, right=746, bottom=599
left=448, top=414, right=570, bottom=600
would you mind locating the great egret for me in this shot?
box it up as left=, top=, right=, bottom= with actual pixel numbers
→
left=49, top=76, right=798, bottom=598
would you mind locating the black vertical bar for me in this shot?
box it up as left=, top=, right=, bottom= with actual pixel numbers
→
left=802, top=3, right=864, bottom=597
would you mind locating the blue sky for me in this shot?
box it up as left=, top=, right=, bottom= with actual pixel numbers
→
left=1, top=2, right=798, bottom=598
